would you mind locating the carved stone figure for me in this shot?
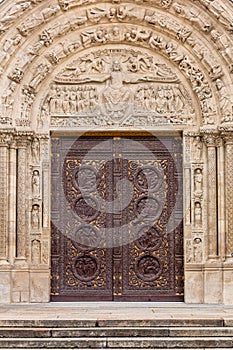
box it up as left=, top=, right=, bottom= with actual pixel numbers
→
left=216, top=79, right=233, bottom=122
left=32, top=170, right=40, bottom=198
left=17, top=5, right=60, bottom=36
left=195, top=0, right=233, bottom=28
left=165, top=42, right=184, bottom=63
left=0, top=0, right=31, bottom=34
left=193, top=237, right=202, bottom=263
left=21, top=85, right=35, bottom=122
left=47, top=41, right=82, bottom=64
left=81, top=27, right=108, bottom=46
left=194, top=168, right=203, bottom=195
left=194, top=202, right=202, bottom=227
left=125, top=28, right=151, bottom=43
left=193, top=136, right=203, bottom=162
left=31, top=138, right=40, bottom=164
left=0, top=34, right=22, bottom=75
left=16, top=41, right=44, bottom=70
left=31, top=239, right=41, bottom=264
left=29, top=63, right=51, bottom=90
left=186, top=240, right=193, bottom=263
left=31, top=204, right=40, bottom=230
left=172, top=3, right=212, bottom=32
left=1, top=82, right=17, bottom=117
left=8, top=67, right=24, bottom=83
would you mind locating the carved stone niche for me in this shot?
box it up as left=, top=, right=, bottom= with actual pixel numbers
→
left=38, top=48, right=197, bottom=129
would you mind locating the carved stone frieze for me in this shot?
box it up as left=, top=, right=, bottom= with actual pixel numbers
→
left=58, top=0, right=173, bottom=12
left=39, top=48, right=196, bottom=128
left=17, top=5, right=60, bottom=36
left=0, top=0, right=32, bottom=35
left=193, top=0, right=233, bottom=32
left=24, top=26, right=216, bottom=127
left=172, top=2, right=213, bottom=32
left=0, top=0, right=58, bottom=36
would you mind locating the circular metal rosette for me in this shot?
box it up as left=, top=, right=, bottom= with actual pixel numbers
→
left=136, top=225, right=163, bottom=251
left=134, top=166, right=163, bottom=193
left=71, top=224, right=101, bottom=251
left=134, top=195, right=162, bottom=225
left=72, top=254, right=99, bottom=282
left=135, top=255, right=161, bottom=282
left=73, top=195, right=99, bottom=222
left=72, top=164, right=97, bottom=193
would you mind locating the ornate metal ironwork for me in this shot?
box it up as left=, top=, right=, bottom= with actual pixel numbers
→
left=51, top=136, right=184, bottom=301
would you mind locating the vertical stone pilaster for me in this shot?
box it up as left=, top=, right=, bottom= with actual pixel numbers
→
left=203, top=134, right=218, bottom=259
left=0, top=133, right=11, bottom=265
left=15, top=138, right=29, bottom=265
left=183, top=134, right=191, bottom=227
left=224, top=133, right=233, bottom=257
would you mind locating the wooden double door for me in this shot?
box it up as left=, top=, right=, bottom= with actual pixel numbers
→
left=51, top=135, right=184, bottom=301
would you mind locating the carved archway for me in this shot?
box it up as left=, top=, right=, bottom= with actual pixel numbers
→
left=0, top=0, right=233, bottom=303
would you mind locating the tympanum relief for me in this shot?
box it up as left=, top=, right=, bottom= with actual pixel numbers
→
left=40, top=48, right=195, bottom=128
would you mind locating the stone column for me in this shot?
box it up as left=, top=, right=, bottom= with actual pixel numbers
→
left=224, top=133, right=233, bottom=257
left=203, top=134, right=218, bottom=259
left=8, top=139, right=17, bottom=263
left=15, top=138, right=29, bottom=265
left=0, top=133, right=11, bottom=265
left=217, top=138, right=226, bottom=261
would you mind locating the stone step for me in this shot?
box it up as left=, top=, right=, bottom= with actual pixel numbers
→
left=0, top=337, right=232, bottom=348
left=0, top=327, right=233, bottom=338
left=0, top=319, right=225, bottom=328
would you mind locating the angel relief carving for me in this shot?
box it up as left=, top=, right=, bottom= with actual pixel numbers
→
left=41, top=49, right=195, bottom=128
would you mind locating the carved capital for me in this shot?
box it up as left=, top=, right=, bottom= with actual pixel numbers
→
left=0, top=132, right=13, bottom=147
left=202, top=130, right=219, bottom=147
left=222, top=132, right=233, bottom=145
left=15, top=134, right=32, bottom=148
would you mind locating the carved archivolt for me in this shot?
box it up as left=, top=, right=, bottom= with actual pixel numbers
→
left=0, top=0, right=232, bottom=130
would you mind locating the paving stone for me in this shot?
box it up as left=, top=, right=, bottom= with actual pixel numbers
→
left=169, top=327, right=233, bottom=337
left=51, top=327, right=169, bottom=338
left=0, top=338, right=107, bottom=348
left=98, top=319, right=224, bottom=327
left=107, top=337, right=233, bottom=348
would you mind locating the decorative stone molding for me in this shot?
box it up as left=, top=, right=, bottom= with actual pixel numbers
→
left=202, top=131, right=219, bottom=259
left=222, top=131, right=233, bottom=257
